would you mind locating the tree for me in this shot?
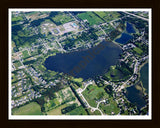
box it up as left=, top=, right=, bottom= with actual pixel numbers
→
left=105, top=85, right=113, bottom=96
left=36, top=96, right=45, bottom=107
left=38, top=49, right=42, bottom=54
left=48, top=31, right=52, bottom=36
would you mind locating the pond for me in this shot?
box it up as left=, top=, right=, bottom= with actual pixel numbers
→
left=140, top=63, right=149, bottom=94
left=126, top=22, right=136, bottom=33
left=125, top=85, right=147, bottom=110
left=124, top=63, right=149, bottom=111
left=44, top=40, right=122, bottom=80
left=115, top=33, right=133, bottom=44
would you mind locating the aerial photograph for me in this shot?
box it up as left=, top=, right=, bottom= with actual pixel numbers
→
left=9, top=9, right=151, bottom=119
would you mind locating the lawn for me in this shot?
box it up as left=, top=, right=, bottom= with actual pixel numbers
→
left=82, top=84, right=109, bottom=108
left=66, top=106, right=88, bottom=115
left=51, top=13, right=73, bottom=25
left=11, top=73, right=18, bottom=83
left=46, top=89, right=80, bottom=115
left=94, top=12, right=121, bottom=22
left=26, top=11, right=39, bottom=16
left=73, top=78, right=83, bottom=83
left=12, top=16, right=23, bottom=22
left=44, top=98, right=59, bottom=111
left=13, top=60, right=22, bottom=69
left=99, top=98, right=120, bottom=115
left=45, top=87, right=79, bottom=114
left=59, top=25, right=65, bottom=31
left=58, top=87, right=76, bottom=104
left=77, top=12, right=104, bottom=26
left=101, top=24, right=114, bottom=34
left=94, top=11, right=107, bottom=18
left=53, top=29, right=59, bottom=34
left=133, top=47, right=143, bottom=55
left=12, top=102, right=42, bottom=115
left=88, top=109, right=101, bottom=115
left=104, top=65, right=124, bottom=82
left=47, top=104, right=67, bottom=115
left=95, top=29, right=105, bottom=36
left=22, top=50, right=30, bottom=59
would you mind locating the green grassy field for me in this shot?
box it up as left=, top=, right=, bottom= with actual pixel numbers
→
left=66, top=106, right=88, bottom=115
left=94, top=11, right=107, bottom=18
left=53, top=29, right=59, bottom=34
left=104, top=66, right=124, bottom=81
left=25, top=11, right=39, bottom=16
left=88, top=109, right=101, bottom=115
left=22, top=50, right=30, bottom=59
left=11, top=74, right=18, bottom=83
left=73, top=78, right=83, bottom=83
left=77, top=12, right=104, bottom=26
left=47, top=104, right=67, bottom=115
left=12, top=16, right=23, bottom=22
left=101, top=24, right=114, bottom=34
left=44, top=98, right=59, bottom=111
left=99, top=98, right=120, bottom=115
left=13, top=60, right=22, bottom=69
left=82, top=84, right=109, bottom=108
left=94, top=12, right=121, bottom=22
left=51, top=13, right=73, bottom=25
left=12, top=102, right=42, bottom=115
left=58, top=87, right=76, bottom=103
left=46, top=86, right=79, bottom=114
left=133, top=47, right=143, bottom=55
left=95, top=29, right=105, bottom=36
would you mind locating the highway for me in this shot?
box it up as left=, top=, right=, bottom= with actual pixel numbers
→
left=123, top=11, right=149, bottom=22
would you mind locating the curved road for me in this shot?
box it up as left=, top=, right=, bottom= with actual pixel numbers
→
left=77, top=82, right=106, bottom=115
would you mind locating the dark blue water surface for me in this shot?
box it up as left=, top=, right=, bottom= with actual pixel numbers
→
left=115, top=33, right=133, bottom=44
left=44, top=41, right=122, bottom=80
left=125, top=85, right=147, bottom=110
left=125, top=63, right=148, bottom=110
left=140, top=63, right=149, bottom=94
left=126, top=22, right=136, bottom=33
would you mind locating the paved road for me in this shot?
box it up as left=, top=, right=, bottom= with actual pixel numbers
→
left=123, top=11, right=149, bottom=21
left=118, top=55, right=148, bottom=91
left=80, top=81, right=93, bottom=93
left=55, top=39, right=66, bottom=52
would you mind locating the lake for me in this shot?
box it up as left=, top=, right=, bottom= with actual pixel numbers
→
left=115, top=33, right=133, bottom=44
left=44, top=40, right=122, bottom=80
left=126, top=22, right=136, bottom=33
left=140, top=63, right=149, bottom=94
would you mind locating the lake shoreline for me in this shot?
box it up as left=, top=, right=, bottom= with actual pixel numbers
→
left=44, top=40, right=122, bottom=80
left=137, top=60, right=149, bottom=95
left=124, top=61, right=149, bottom=110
